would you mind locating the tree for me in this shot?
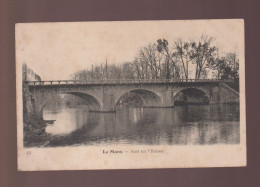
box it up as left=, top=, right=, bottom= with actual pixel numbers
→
left=172, top=39, right=192, bottom=80
left=224, top=53, right=239, bottom=79
left=157, top=39, right=180, bottom=79
left=189, top=36, right=217, bottom=80
left=210, top=52, right=239, bottom=80
left=138, top=43, right=163, bottom=79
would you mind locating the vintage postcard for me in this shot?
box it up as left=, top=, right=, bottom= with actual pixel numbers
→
left=16, top=19, right=246, bottom=171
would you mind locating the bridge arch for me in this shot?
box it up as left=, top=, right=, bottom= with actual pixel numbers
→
left=115, top=89, right=162, bottom=107
left=173, top=87, right=210, bottom=105
left=39, top=91, right=102, bottom=115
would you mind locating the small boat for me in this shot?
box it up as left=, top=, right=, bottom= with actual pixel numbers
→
left=89, top=110, right=116, bottom=113
left=44, top=120, right=56, bottom=125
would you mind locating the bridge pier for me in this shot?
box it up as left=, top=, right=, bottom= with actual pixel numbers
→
left=100, top=93, right=116, bottom=112
left=160, top=91, right=175, bottom=108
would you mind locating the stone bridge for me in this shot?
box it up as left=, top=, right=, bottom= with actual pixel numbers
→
left=24, top=79, right=239, bottom=117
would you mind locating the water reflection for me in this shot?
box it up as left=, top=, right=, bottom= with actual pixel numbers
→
left=44, top=105, right=90, bottom=135
left=42, top=104, right=240, bottom=146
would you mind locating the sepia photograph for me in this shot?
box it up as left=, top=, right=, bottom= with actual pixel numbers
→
left=16, top=19, right=246, bottom=170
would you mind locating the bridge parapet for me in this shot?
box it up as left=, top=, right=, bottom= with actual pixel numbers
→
left=25, top=79, right=234, bottom=86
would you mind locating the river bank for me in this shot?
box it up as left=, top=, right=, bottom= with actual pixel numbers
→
left=23, top=115, right=51, bottom=147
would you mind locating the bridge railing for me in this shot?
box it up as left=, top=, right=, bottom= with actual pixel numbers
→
left=25, top=79, right=234, bottom=86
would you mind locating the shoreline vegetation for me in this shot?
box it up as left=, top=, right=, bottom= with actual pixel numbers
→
left=23, top=114, right=50, bottom=147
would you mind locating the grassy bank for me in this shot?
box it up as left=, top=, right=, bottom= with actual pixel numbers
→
left=23, top=115, right=51, bottom=147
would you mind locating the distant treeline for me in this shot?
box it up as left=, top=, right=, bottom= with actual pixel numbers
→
left=71, top=35, right=239, bottom=81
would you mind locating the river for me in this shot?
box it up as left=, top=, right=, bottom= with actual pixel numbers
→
left=42, top=103, right=240, bottom=147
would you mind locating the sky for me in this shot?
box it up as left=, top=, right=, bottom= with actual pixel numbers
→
left=15, top=19, right=244, bottom=80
